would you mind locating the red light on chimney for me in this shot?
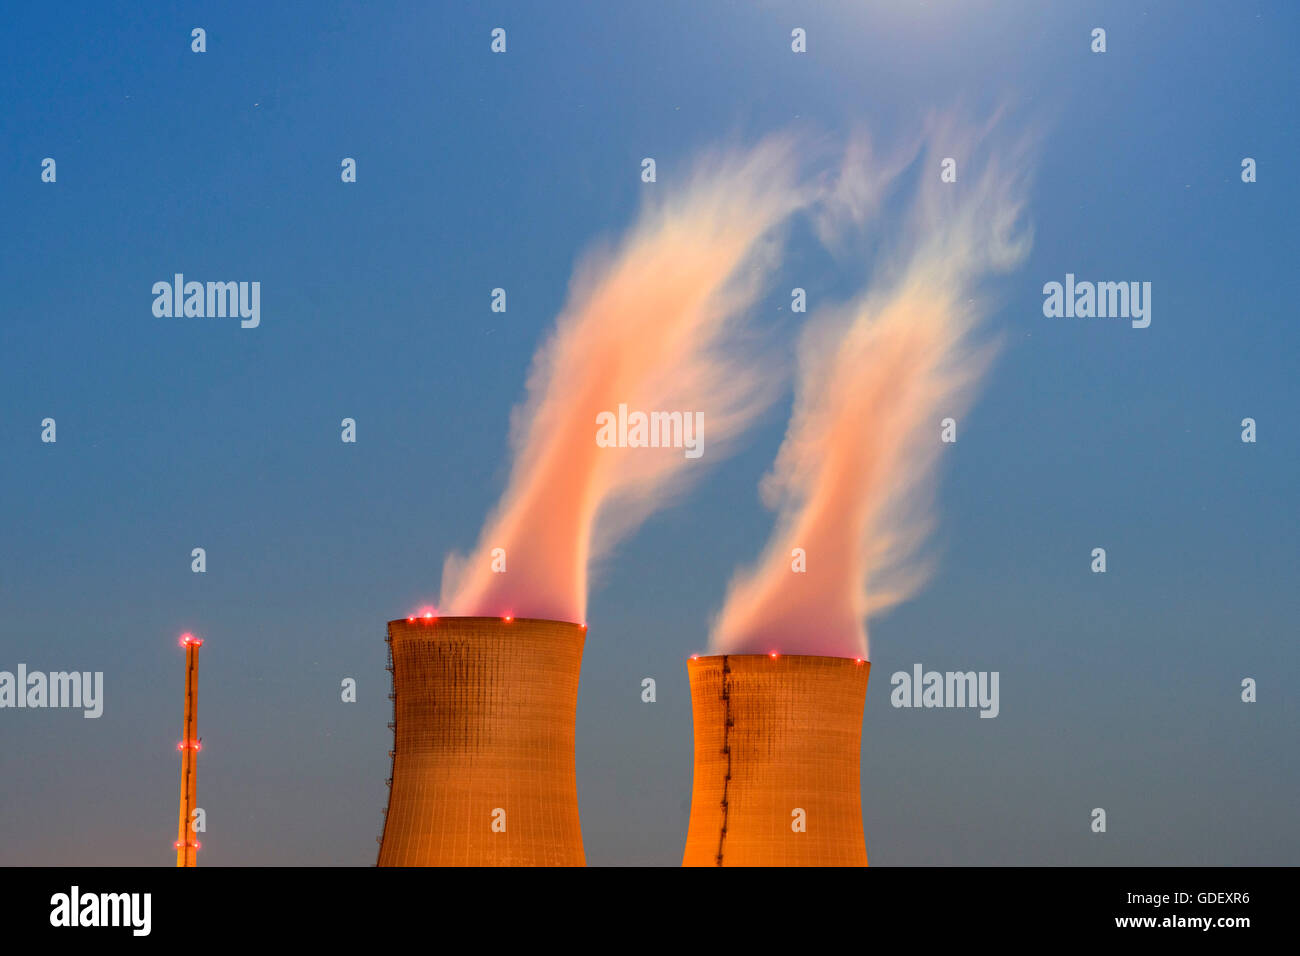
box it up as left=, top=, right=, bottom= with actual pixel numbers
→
left=407, top=616, right=415, bottom=622
left=769, top=651, right=779, bottom=659
left=504, top=615, right=513, bottom=623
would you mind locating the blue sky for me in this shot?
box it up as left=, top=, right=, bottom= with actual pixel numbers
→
left=1, top=1, right=1296, bottom=865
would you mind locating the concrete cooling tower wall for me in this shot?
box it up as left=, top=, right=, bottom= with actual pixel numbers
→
left=377, top=616, right=586, bottom=866
left=682, top=653, right=870, bottom=866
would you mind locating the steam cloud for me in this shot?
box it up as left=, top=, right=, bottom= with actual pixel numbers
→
left=712, top=119, right=1033, bottom=659
left=441, top=140, right=806, bottom=623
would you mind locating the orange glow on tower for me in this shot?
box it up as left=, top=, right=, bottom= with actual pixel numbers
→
left=175, top=633, right=202, bottom=867
left=681, top=653, right=871, bottom=867
left=377, top=616, right=586, bottom=866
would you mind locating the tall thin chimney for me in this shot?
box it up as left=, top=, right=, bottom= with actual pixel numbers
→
left=175, top=632, right=203, bottom=867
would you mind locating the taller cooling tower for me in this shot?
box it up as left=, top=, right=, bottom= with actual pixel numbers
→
left=682, top=653, right=870, bottom=866
left=377, top=616, right=586, bottom=866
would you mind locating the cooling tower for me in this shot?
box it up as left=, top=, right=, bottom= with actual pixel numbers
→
left=377, top=616, right=586, bottom=866
left=682, top=653, right=870, bottom=866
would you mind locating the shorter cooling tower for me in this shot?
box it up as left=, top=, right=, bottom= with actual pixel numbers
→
left=377, top=616, right=586, bottom=866
left=682, top=653, right=870, bottom=866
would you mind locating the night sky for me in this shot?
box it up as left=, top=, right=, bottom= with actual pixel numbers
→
left=1, top=1, right=1296, bottom=865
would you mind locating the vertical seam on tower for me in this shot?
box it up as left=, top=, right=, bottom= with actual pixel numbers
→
left=377, top=627, right=396, bottom=865
left=716, top=655, right=732, bottom=867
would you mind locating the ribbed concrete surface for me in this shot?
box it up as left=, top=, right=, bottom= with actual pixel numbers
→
left=377, top=617, right=586, bottom=866
left=682, top=654, right=870, bottom=867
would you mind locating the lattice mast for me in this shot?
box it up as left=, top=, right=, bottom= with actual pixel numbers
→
left=174, top=632, right=203, bottom=866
